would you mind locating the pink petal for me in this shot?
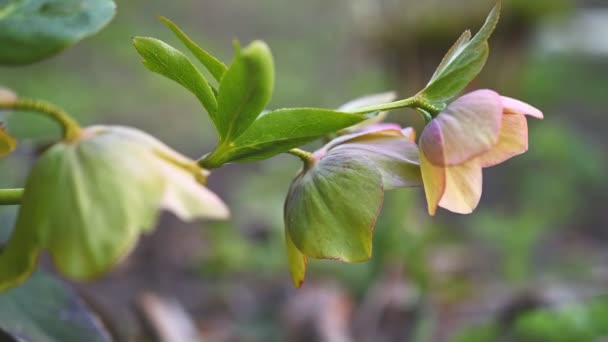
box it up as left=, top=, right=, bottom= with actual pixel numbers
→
left=319, top=124, right=404, bottom=154
left=477, top=114, right=528, bottom=168
left=438, top=160, right=483, bottom=214
left=420, top=89, right=502, bottom=167
left=420, top=149, right=446, bottom=216
left=401, top=127, right=416, bottom=141
left=500, top=96, right=543, bottom=118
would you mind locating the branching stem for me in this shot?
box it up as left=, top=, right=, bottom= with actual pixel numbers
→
left=0, top=189, right=23, bottom=205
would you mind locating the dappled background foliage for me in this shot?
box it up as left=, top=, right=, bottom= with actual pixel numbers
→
left=1, top=0, right=607, bottom=341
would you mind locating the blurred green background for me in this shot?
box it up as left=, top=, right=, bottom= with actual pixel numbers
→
left=1, top=0, right=607, bottom=341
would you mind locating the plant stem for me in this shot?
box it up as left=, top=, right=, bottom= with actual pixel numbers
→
left=287, top=148, right=314, bottom=168
left=349, top=95, right=443, bottom=123
left=0, top=98, right=82, bottom=142
left=0, top=189, right=23, bottom=205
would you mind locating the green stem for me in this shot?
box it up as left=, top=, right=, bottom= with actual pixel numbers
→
left=0, top=98, right=82, bottom=142
left=349, top=95, right=443, bottom=124
left=0, top=189, right=23, bottom=205
left=287, top=148, right=314, bottom=168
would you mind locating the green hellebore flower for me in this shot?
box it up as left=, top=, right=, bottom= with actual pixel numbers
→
left=0, top=125, right=229, bottom=291
left=419, top=89, right=543, bottom=215
left=284, top=125, right=421, bottom=287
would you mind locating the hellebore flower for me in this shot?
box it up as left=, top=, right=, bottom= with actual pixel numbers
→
left=284, top=125, right=421, bottom=287
left=418, top=89, right=543, bottom=215
left=0, top=125, right=229, bottom=291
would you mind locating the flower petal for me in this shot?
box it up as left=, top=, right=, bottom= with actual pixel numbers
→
left=285, top=230, right=307, bottom=288
left=159, top=163, right=230, bottom=221
left=438, top=160, right=483, bottom=214
left=501, top=96, right=543, bottom=118
left=419, top=150, right=446, bottom=216
left=285, top=151, right=384, bottom=262
left=333, top=135, right=421, bottom=190
left=477, top=114, right=528, bottom=168
left=420, top=89, right=502, bottom=166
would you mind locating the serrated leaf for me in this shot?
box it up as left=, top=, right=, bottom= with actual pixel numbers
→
left=132, top=37, right=218, bottom=124
left=419, top=1, right=501, bottom=103
left=205, top=108, right=365, bottom=166
left=0, top=271, right=111, bottom=342
left=216, top=40, right=274, bottom=141
left=0, top=126, right=228, bottom=290
left=285, top=151, right=384, bottom=262
left=0, top=0, right=115, bottom=65
left=159, top=16, right=227, bottom=82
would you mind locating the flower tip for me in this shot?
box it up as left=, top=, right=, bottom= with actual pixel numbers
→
left=0, top=88, right=17, bottom=105
left=500, top=96, right=543, bottom=119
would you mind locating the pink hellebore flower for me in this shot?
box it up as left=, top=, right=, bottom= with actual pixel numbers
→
left=419, top=89, right=543, bottom=215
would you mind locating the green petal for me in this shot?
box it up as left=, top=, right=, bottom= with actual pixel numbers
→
left=2, top=125, right=227, bottom=285
left=285, top=230, right=307, bottom=288
left=330, top=130, right=422, bottom=190
left=285, top=151, right=384, bottom=262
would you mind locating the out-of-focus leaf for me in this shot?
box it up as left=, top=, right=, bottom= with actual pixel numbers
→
left=454, top=296, right=608, bottom=342
left=0, top=270, right=110, bottom=342
left=132, top=37, right=218, bottom=123
left=204, top=108, right=365, bottom=166
left=0, top=0, right=115, bottom=65
left=0, top=125, right=228, bottom=290
left=159, top=16, right=227, bottom=82
left=418, top=1, right=500, bottom=104
left=285, top=150, right=383, bottom=262
left=216, top=41, right=274, bottom=141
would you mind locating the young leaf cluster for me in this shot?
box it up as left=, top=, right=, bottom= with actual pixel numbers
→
left=133, top=18, right=370, bottom=169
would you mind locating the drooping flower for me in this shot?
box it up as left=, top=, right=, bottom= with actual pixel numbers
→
left=284, top=124, right=421, bottom=287
left=0, top=125, right=229, bottom=291
left=418, top=89, right=543, bottom=215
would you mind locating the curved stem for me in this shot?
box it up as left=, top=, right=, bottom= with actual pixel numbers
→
left=0, top=189, right=23, bottom=205
left=0, top=98, right=82, bottom=142
left=348, top=95, right=444, bottom=119
left=287, top=148, right=314, bottom=168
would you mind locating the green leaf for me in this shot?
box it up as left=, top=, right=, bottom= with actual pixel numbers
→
left=419, top=1, right=501, bottom=103
left=0, top=125, right=228, bottom=289
left=0, top=271, right=111, bottom=341
left=159, top=16, right=227, bottom=82
left=204, top=108, right=365, bottom=166
left=216, top=40, right=274, bottom=141
left=132, top=37, right=218, bottom=124
left=0, top=0, right=115, bottom=65
left=285, top=150, right=384, bottom=261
